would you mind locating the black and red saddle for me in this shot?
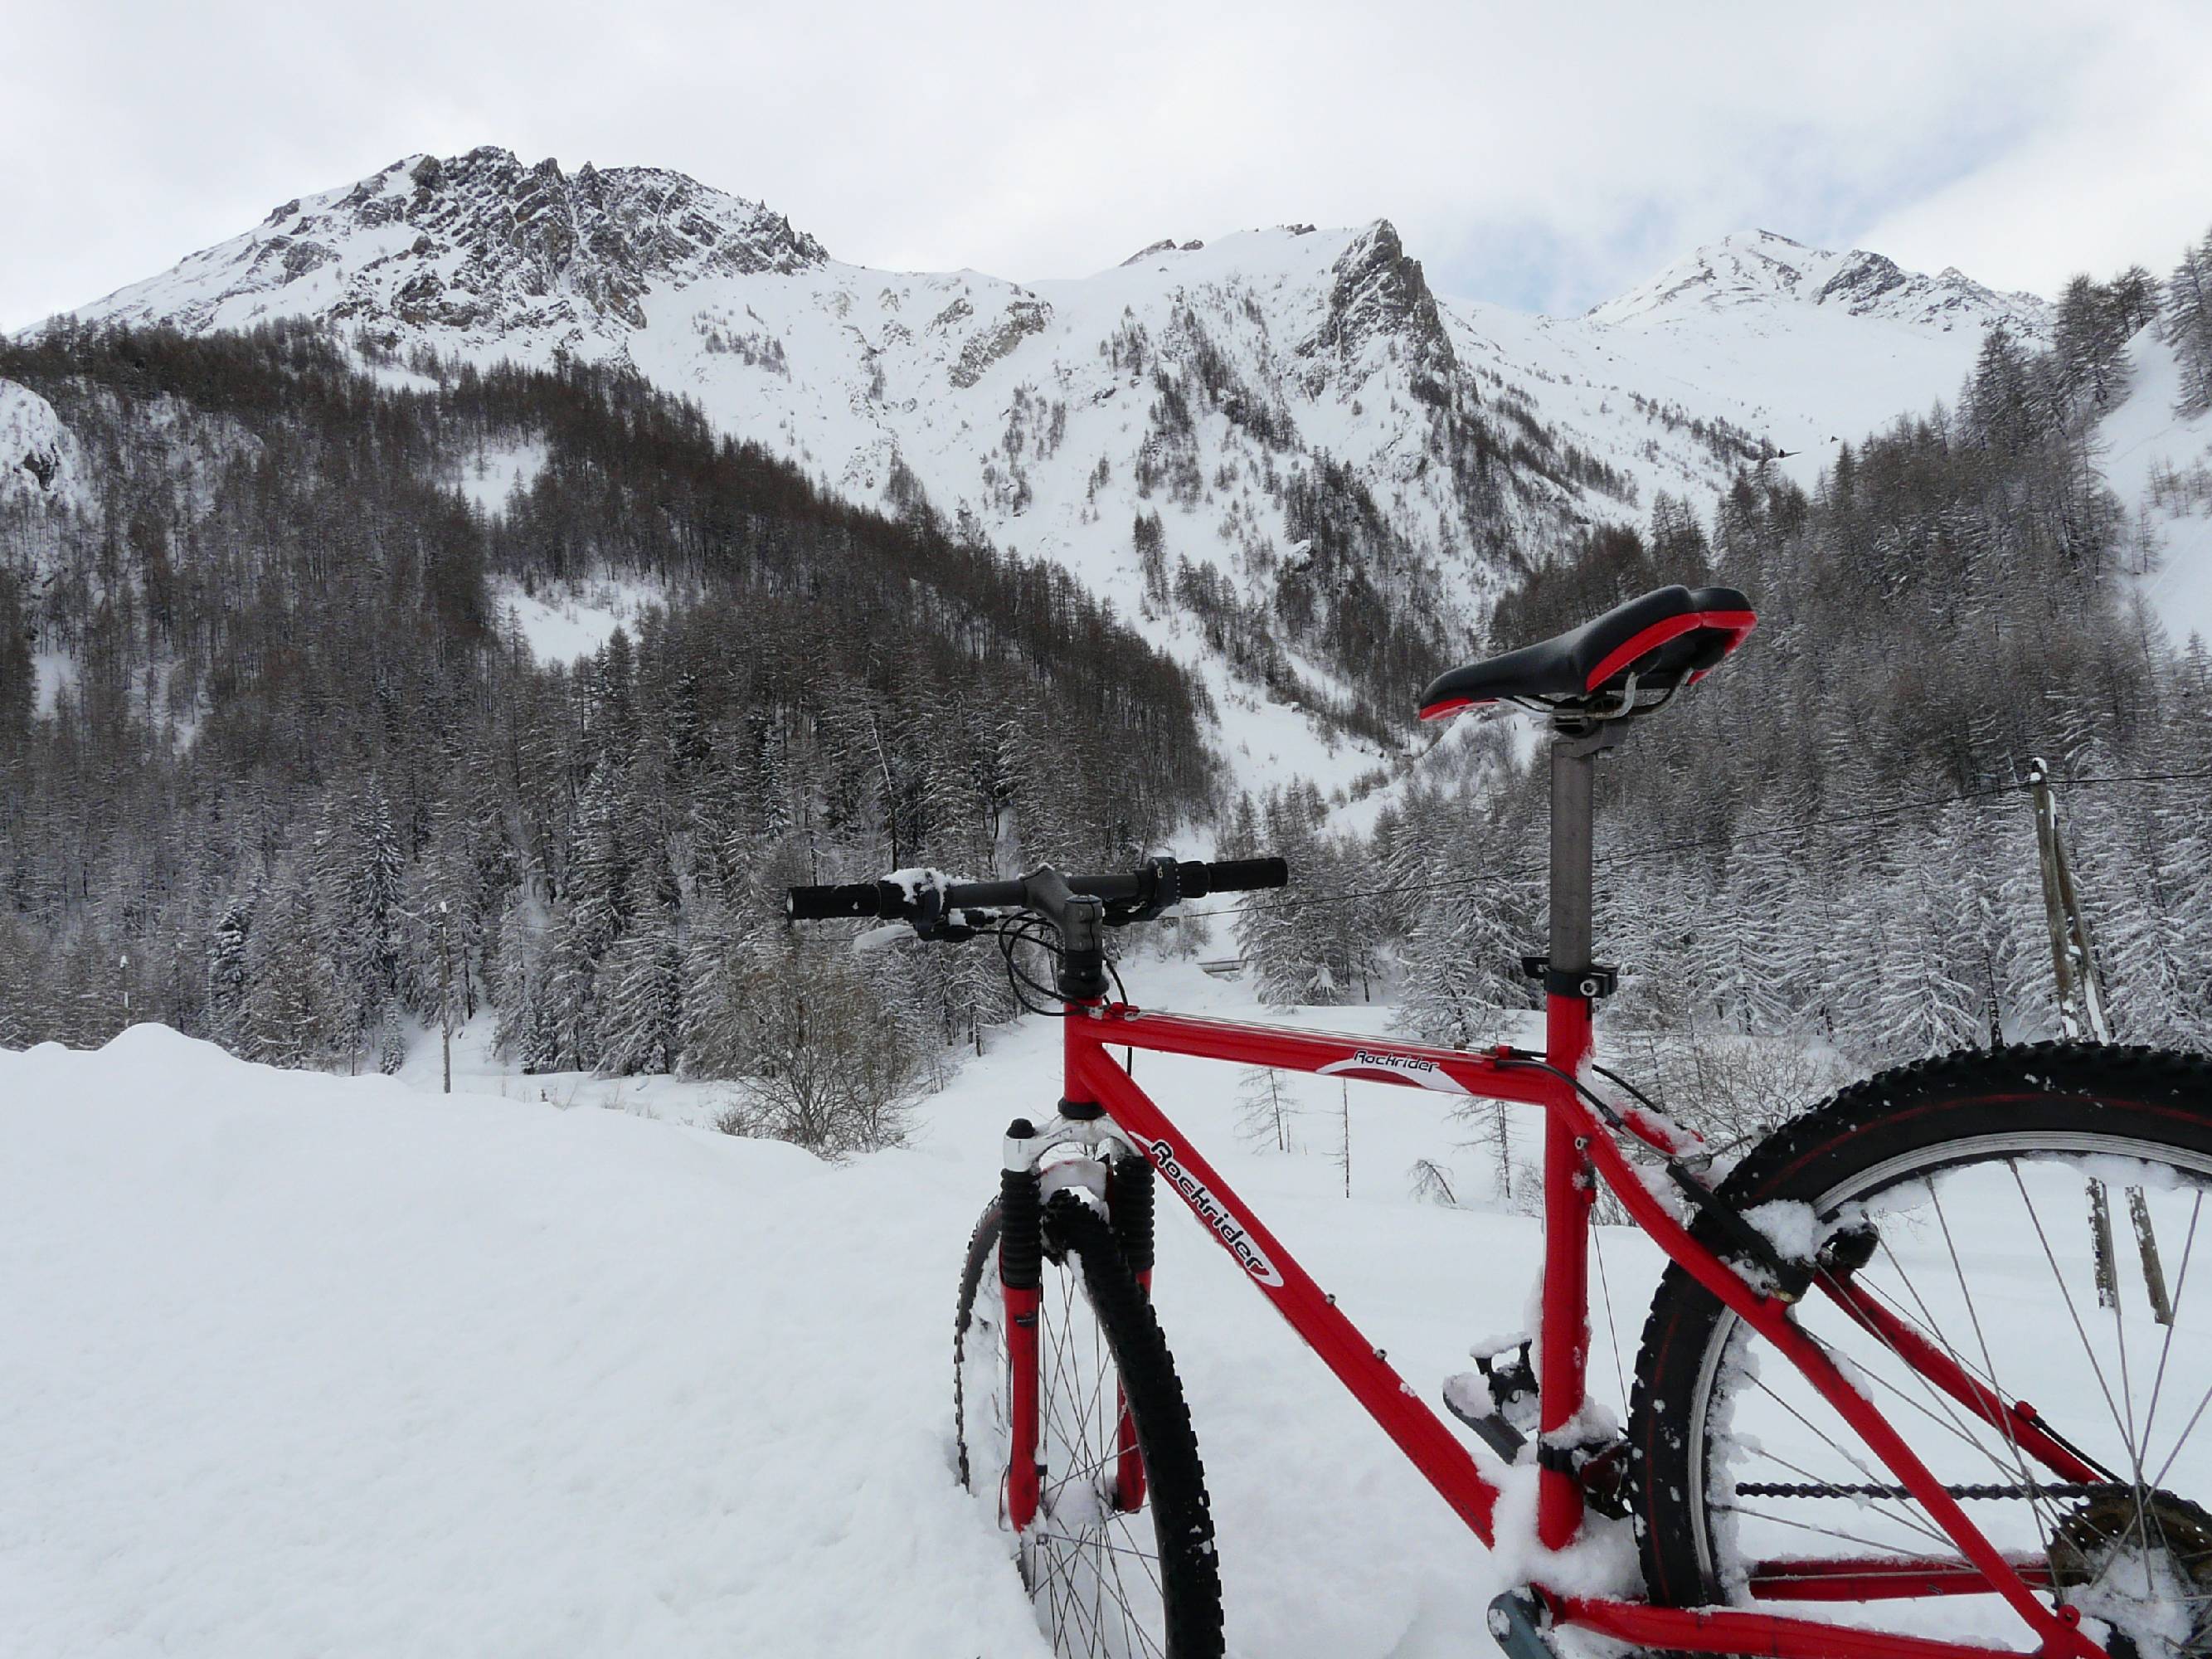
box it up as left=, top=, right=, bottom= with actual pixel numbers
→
left=1418, top=585, right=1755, bottom=721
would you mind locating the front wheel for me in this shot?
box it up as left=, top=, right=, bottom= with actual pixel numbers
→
left=955, top=1187, right=1223, bottom=1659
left=1629, top=1044, right=2212, bottom=1657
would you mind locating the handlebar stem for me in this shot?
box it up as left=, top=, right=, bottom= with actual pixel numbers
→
left=994, top=864, right=1110, bottom=999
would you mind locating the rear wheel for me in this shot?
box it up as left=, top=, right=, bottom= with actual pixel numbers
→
left=1629, top=1045, right=2212, bottom=1657
left=955, top=1189, right=1223, bottom=1659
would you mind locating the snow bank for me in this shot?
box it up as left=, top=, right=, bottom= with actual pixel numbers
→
left=0, top=1026, right=1049, bottom=1658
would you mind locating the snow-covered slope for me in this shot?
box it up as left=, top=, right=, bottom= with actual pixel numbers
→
left=1587, top=226, right=2047, bottom=335
left=45, top=153, right=2054, bottom=722
left=2100, top=327, right=2212, bottom=646
left=1474, top=229, right=2052, bottom=500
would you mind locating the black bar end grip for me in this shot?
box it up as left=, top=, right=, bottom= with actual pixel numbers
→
left=1178, top=856, right=1289, bottom=898
left=785, top=880, right=896, bottom=922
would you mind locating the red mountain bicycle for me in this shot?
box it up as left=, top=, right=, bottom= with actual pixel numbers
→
left=790, top=584, right=2212, bottom=1659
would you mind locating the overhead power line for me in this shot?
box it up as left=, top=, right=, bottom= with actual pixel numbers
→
left=1178, top=766, right=2212, bottom=923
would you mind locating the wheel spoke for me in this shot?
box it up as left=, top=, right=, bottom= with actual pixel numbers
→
left=1923, top=1176, right=2047, bottom=1517
left=957, top=1203, right=1204, bottom=1657
left=2009, top=1161, right=2134, bottom=1457
left=1717, top=1503, right=1941, bottom=1559
left=1742, top=1372, right=1957, bottom=1550
left=1833, top=1262, right=2068, bottom=1548
left=1860, top=1223, right=2066, bottom=1543
left=1640, top=1074, right=2212, bottom=1659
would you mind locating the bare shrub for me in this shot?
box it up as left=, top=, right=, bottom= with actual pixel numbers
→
left=1611, top=1024, right=1850, bottom=1156
left=713, top=941, right=921, bottom=1158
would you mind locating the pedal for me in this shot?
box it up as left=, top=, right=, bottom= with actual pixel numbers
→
left=1487, top=1588, right=1563, bottom=1659
left=1445, top=1334, right=1540, bottom=1462
left=1444, top=1371, right=1527, bottom=1462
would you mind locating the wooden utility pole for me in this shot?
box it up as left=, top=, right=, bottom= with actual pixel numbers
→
left=2025, top=761, right=2167, bottom=1320
left=2026, top=757, right=2110, bottom=1044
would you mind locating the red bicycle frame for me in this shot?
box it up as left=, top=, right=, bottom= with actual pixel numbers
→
left=975, top=714, right=2114, bottom=1657
left=1009, top=995, right=2108, bottom=1659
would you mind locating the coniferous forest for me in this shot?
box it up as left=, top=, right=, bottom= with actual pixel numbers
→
left=0, top=324, right=1211, bottom=1111
left=1245, top=254, right=2212, bottom=1117
left=4, top=227, right=2212, bottom=1147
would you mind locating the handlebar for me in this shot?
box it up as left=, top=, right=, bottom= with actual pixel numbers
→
left=785, top=856, right=1289, bottom=928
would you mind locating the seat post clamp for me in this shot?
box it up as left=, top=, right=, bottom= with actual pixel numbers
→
left=1520, top=955, right=1618, bottom=1000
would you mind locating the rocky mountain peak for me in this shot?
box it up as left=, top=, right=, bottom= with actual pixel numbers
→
left=76, top=146, right=829, bottom=340
left=1300, top=219, right=1457, bottom=394
left=1587, top=228, right=2049, bottom=340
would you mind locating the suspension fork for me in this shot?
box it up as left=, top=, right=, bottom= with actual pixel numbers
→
left=1000, top=1121, right=1044, bottom=1534
left=1111, top=1148, right=1154, bottom=1512
left=1004, top=1009, right=1155, bottom=1532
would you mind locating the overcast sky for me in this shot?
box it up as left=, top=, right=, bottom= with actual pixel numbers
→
left=4, top=0, right=2209, bottom=332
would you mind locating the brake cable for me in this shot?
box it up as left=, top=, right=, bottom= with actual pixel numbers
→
left=1494, top=1048, right=1808, bottom=1297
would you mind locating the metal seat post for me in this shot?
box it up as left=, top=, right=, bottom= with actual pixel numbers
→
left=1535, top=718, right=1626, bottom=1549
left=1546, top=722, right=1625, bottom=1000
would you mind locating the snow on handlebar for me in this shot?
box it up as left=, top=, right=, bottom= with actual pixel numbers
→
left=785, top=858, right=1288, bottom=929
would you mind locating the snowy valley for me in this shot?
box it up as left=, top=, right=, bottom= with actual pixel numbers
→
left=0, top=972, right=1605, bottom=1659
left=7, top=138, right=2212, bottom=1659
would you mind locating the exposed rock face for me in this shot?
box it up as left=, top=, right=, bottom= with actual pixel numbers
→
left=75, top=146, right=829, bottom=341
left=1121, top=238, right=1206, bottom=265
left=1300, top=220, right=1457, bottom=395
left=948, top=297, right=1051, bottom=387
left=1816, top=250, right=1908, bottom=311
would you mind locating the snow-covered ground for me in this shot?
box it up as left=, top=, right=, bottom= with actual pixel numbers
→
left=0, top=965, right=1639, bottom=1659
left=487, top=574, right=675, bottom=665
left=453, top=438, right=547, bottom=518
left=11, top=959, right=2205, bottom=1657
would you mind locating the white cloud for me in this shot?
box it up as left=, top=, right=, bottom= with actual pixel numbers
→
left=2, top=0, right=2206, bottom=329
left=1855, top=4, right=2212, bottom=297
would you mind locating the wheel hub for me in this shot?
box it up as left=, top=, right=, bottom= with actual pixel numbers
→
left=2051, top=1490, right=2212, bottom=1658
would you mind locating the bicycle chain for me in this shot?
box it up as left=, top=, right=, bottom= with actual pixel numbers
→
left=1736, top=1479, right=2132, bottom=1502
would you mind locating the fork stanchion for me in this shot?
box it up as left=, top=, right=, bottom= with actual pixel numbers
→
left=999, top=1122, right=1043, bottom=1534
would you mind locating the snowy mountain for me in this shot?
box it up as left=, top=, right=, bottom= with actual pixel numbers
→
left=1586, top=226, right=2047, bottom=333
left=41, top=152, right=2059, bottom=742
left=82, top=148, right=829, bottom=340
